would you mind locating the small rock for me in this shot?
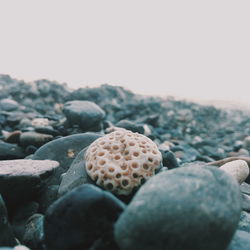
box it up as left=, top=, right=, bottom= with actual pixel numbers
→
left=242, top=193, right=250, bottom=212
left=115, top=120, right=144, bottom=134
left=227, top=230, right=250, bottom=250
left=58, top=148, right=94, bottom=197
left=22, top=214, right=44, bottom=250
left=44, top=184, right=126, bottom=250
left=37, top=185, right=59, bottom=213
left=31, top=118, right=49, bottom=127
left=20, top=132, right=53, bottom=147
left=0, top=141, right=25, bottom=160
left=238, top=211, right=250, bottom=233
left=11, top=202, right=39, bottom=240
left=115, top=166, right=242, bottom=250
left=0, top=99, right=19, bottom=111
left=161, top=150, right=180, bottom=169
left=243, top=136, right=250, bottom=150
left=220, top=160, right=249, bottom=184
left=0, top=159, right=59, bottom=207
left=63, top=100, right=105, bottom=131
left=5, top=131, right=22, bottom=144
left=0, top=195, right=16, bottom=247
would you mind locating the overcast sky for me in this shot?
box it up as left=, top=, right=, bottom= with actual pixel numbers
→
left=0, top=1, right=249, bottom=107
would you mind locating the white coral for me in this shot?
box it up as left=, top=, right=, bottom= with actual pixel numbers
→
left=85, top=128, right=162, bottom=195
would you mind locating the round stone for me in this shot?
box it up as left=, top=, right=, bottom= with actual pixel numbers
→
left=114, top=165, right=242, bottom=250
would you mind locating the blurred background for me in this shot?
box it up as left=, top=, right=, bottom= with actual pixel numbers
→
left=0, top=0, right=249, bottom=109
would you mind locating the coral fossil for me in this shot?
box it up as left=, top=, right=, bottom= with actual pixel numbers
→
left=85, top=129, right=162, bottom=195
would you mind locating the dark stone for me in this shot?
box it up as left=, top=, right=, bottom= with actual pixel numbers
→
left=34, top=126, right=60, bottom=136
left=62, top=101, right=105, bottom=131
left=115, top=166, right=242, bottom=250
left=22, top=214, right=44, bottom=250
left=20, top=132, right=53, bottom=147
left=33, top=133, right=102, bottom=184
left=0, top=195, right=16, bottom=247
left=115, top=120, right=144, bottom=134
left=37, top=185, right=59, bottom=213
left=58, top=148, right=94, bottom=197
left=227, top=230, right=250, bottom=250
left=11, top=202, right=39, bottom=240
left=0, top=159, right=59, bottom=208
left=44, top=184, right=126, bottom=250
left=161, top=150, right=180, bottom=169
left=0, top=142, right=25, bottom=160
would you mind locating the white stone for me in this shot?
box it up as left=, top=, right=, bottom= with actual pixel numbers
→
left=219, top=160, right=249, bottom=184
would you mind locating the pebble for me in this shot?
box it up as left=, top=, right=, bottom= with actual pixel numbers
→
left=44, top=184, right=126, bottom=250
left=0, top=159, right=59, bottom=207
left=115, top=165, right=242, bottom=250
left=238, top=211, right=250, bottom=233
left=227, top=230, right=250, bottom=250
left=0, top=141, right=25, bottom=160
left=58, top=148, right=94, bottom=197
left=22, top=214, right=44, bottom=250
left=11, top=201, right=39, bottom=240
left=219, top=160, right=249, bottom=184
left=0, top=195, right=16, bottom=247
left=62, top=100, right=105, bottom=131
left=20, top=132, right=53, bottom=147
left=0, top=99, right=19, bottom=111
left=33, top=133, right=101, bottom=184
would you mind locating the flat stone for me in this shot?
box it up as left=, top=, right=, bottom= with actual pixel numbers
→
left=0, top=142, right=25, bottom=160
left=115, top=166, right=242, bottom=250
left=0, top=159, right=59, bottom=207
left=20, top=132, right=53, bottom=147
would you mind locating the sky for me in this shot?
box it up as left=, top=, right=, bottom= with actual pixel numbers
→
left=0, top=1, right=249, bottom=108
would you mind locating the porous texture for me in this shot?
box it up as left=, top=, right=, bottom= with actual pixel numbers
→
left=85, top=129, right=162, bottom=195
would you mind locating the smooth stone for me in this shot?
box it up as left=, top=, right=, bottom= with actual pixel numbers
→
left=0, top=99, right=19, bottom=111
left=243, top=136, right=250, bottom=150
left=11, top=202, right=39, bottom=240
left=115, top=120, right=144, bottom=134
left=0, top=247, right=30, bottom=250
left=241, top=182, right=250, bottom=195
left=37, top=185, right=59, bottom=213
left=22, top=214, right=44, bottom=250
left=220, top=160, right=249, bottom=184
left=238, top=211, right=250, bottom=233
left=161, top=150, right=180, bottom=169
left=242, top=194, right=250, bottom=212
left=58, top=148, right=94, bottom=197
left=115, top=166, right=242, bottom=250
left=33, top=133, right=101, bottom=184
left=227, top=230, right=250, bottom=250
left=44, top=184, right=126, bottom=250
left=20, top=132, right=53, bottom=147
left=63, top=100, right=105, bottom=131
left=0, top=195, right=16, bottom=247
left=0, top=142, right=25, bottom=160
left=0, top=159, right=59, bottom=207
